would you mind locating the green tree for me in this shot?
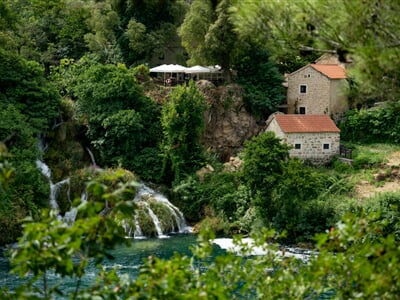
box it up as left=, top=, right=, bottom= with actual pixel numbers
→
left=235, top=48, right=285, bottom=119
left=179, top=0, right=214, bottom=66
left=4, top=0, right=92, bottom=67
left=0, top=49, right=61, bottom=133
left=241, top=132, right=290, bottom=224
left=0, top=48, right=60, bottom=244
left=179, top=0, right=239, bottom=80
left=72, top=61, right=162, bottom=179
left=0, top=105, right=49, bottom=245
left=0, top=0, right=18, bottom=50
left=84, top=1, right=123, bottom=64
left=161, top=81, right=207, bottom=184
left=272, top=158, right=324, bottom=240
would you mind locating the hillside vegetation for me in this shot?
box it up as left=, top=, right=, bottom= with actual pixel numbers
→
left=1, top=0, right=400, bottom=298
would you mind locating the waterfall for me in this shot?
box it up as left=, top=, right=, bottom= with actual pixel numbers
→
left=36, top=160, right=70, bottom=210
left=86, top=147, right=97, bottom=167
left=142, top=202, right=168, bottom=238
left=126, top=184, right=191, bottom=239
left=36, top=136, right=80, bottom=223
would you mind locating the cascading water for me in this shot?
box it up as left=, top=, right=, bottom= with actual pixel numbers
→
left=86, top=147, right=97, bottom=167
left=124, top=184, right=191, bottom=239
left=142, top=202, right=167, bottom=238
left=36, top=160, right=71, bottom=213
left=37, top=138, right=189, bottom=237
left=36, top=136, right=75, bottom=222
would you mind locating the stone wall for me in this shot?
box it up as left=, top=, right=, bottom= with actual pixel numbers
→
left=287, top=65, right=348, bottom=117
left=287, top=66, right=331, bottom=114
left=266, top=119, right=340, bottom=165
left=285, top=132, right=340, bottom=165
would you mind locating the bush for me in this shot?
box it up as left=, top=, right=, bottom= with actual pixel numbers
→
left=362, top=192, right=400, bottom=240
left=340, top=103, right=400, bottom=143
left=235, top=48, right=285, bottom=119
left=353, top=148, right=387, bottom=169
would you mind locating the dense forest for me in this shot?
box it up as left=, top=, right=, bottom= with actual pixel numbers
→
left=1, top=0, right=400, bottom=298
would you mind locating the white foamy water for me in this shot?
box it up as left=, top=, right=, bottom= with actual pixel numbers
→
left=213, top=238, right=315, bottom=262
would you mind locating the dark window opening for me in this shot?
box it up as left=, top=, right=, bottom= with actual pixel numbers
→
left=323, top=143, right=330, bottom=150
left=299, top=107, right=306, bottom=114
left=294, top=143, right=301, bottom=150
left=300, top=85, right=307, bottom=93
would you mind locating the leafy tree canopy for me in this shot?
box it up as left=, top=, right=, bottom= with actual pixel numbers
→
left=161, top=81, right=208, bottom=184
left=0, top=49, right=61, bottom=133
left=179, top=0, right=240, bottom=79
left=235, top=48, right=285, bottom=119
left=72, top=60, right=162, bottom=175
left=231, top=0, right=400, bottom=102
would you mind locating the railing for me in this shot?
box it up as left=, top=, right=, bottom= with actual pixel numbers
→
left=340, top=144, right=352, bottom=159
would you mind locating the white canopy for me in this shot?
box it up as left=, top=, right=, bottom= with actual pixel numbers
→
left=185, top=65, right=211, bottom=74
left=149, top=64, right=187, bottom=73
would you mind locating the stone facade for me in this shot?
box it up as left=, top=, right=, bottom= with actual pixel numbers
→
left=284, top=132, right=339, bottom=165
left=266, top=116, right=340, bottom=165
left=287, top=65, right=348, bottom=119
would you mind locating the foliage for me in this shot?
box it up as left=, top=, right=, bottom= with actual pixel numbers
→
left=235, top=48, right=285, bottom=119
left=179, top=0, right=214, bottom=66
left=3, top=207, right=400, bottom=299
left=72, top=61, right=162, bottom=181
left=340, top=103, right=400, bottom=143
left=2, top=171, right=137, bottom=299
left=272, top=159, right=325, bottom=240
left=171, top=175, right=203, bottom=222
left=361, top=192, right=400, bottom=241
left=161, top=81, right=207, bottom=184
left=310, top=212, right=400, bottom=299
left=0, top=49, right=61, bottom=133
left=112, top=0, right=189, bottom=66
left=84, top=1, right=123, bottom=64
left=179, top=0, right=240, bottom=79
left=3, top=0, right=91, bottom=66
left=0, top=105, right=50, bottom=245
left=0, top=44, right=61, bottom=243
left=241, top=132, right=290, bottom=222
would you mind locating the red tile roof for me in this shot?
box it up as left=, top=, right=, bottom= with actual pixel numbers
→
left=274, top=115, right=340, bottom=133
left=310, top=64, right=347, bottom=79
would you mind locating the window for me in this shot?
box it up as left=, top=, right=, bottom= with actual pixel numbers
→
left=300, top=84, right=307, bottom=94
left=299, top=107, right=306, bottom=114
left=294, top=143, right=301, bottom=150
left=323, top=143, right=330, bottom=150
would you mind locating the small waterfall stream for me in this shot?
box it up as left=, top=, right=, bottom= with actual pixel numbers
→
left=142, top=202, right=167, bottom=238
left=86, top=147, right=97, bottom=167
left=124, top=184, right=191, bottom=239
left=36, top=138, right=189, bottom=238
left=36, top=160, right=71, bottom=215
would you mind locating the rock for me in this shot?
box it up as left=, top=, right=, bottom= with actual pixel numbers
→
left=374, top=173, right=386, bottom=181
left=196, top=164, right=215, bottom=182
left=200, top=84, right=263, bottom=161
left=223, top=156, right=243, bottom=172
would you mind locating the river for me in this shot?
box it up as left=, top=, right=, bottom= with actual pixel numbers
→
left=0, top=234, right=226, bottom=296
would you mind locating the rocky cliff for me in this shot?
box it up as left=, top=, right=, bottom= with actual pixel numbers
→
left=196, top=80, right=264, bottom=161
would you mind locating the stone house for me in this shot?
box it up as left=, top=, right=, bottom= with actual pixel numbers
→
left=286, top=60, right=348, bottom=119
left=266, top=114, right=340, bottom=165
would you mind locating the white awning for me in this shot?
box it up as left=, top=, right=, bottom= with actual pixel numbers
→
left=150, top=64, right=187, bottom=73
left=185, top=65, right=211, bottom=74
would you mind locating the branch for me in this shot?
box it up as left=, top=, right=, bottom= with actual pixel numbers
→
left=2, top=132, right=16, bottom=144
left=299, top=46, right=337, bottom=54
